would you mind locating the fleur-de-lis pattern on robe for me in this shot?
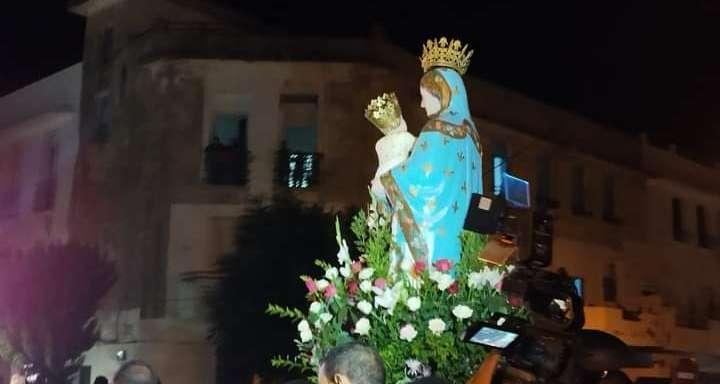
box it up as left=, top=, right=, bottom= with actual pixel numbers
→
left=381, top=67, right=483, bottom=272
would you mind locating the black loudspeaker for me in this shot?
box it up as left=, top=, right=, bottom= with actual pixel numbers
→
left=463, top=194, right=505, bottom=235
left=528, top=211, right=553, bottom=267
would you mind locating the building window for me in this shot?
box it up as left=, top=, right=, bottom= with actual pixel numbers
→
left=697, top=205, right=709, bottom=248
left=571, top=165, right=590, bottom=215
left=100, top=28, right=114, bottom=65
left=95, top=91, right=112, bottom=141
left=672, top=197, right=685, bottom=241
left=276, top=94, right=320, bottom=189
left=602, top=175, right=618, bottom=223
left=535, top=156, right=551, bottom=206
left=33, top=134, right=58, bottom=212
left=204, top=114, right=249, bottom=186
left=0, top=145, right=22, bottom=217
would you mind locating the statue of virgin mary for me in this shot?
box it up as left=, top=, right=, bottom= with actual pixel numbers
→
left=379, top=37, right=483, bottom=272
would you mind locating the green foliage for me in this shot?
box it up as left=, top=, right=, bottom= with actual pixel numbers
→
left=350, top=196, right=394, bottom=278
left=208, top=194, right=353, bottom=383
left=268, top=197, right=521, bottom=383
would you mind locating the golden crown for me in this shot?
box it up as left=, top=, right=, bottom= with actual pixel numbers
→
left=420, top=37, right=473, bottom=75
left=364, top=92, right=402, bottom=135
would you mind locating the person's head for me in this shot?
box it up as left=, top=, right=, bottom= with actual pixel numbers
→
left=318, top=342, right=384, bottom=384
left=93, top=376, right=109, bottom=384
left=113, top=360, right=158, bottom=384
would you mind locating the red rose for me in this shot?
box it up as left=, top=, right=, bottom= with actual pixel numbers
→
left=414, top=261, right=426, bottom=275
left=374, top=278, right=387, bottom=290
left=304, top=278, right=317, bottom=294
left=433, top=259, right=452, bottom=273
left=347, top=280, right=359, bottom=296
left=447, top=281, right=459, bottom=294
left=509, top=294, right=524, bottom=307
left=324, top=284, right=337, bottom=299
left=351, top=261, right=363, bottom=274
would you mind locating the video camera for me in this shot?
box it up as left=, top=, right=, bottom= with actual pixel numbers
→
left=463, top=174, right=634, bottom=383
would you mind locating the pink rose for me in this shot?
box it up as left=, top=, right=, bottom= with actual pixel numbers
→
left=374, top=278, right=386, bottom=290
left=351, top=261, right=363, bottom=274
left=304, top=278, right=317, bottom=294
left=509, top=294, right=524, bottom=307
left=414, top=261, right=426, bottom=275
left=447, top=281, right=459, bottom=295
left=347, top=280, right=359, bottom=296
left=433, top=259, right=452, bottom=273
left=324, top=284, right=337, bottom=299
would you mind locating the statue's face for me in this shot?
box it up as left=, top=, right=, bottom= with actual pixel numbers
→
left=420, top=87, right=441, bottom=116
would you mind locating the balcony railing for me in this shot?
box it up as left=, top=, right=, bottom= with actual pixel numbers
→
left=274, top=146, right=321, bottom=189
left=204, top=146, right=250, bottom=186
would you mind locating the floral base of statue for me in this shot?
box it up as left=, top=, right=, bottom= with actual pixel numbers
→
left=267, top=197, right=519, bottom=384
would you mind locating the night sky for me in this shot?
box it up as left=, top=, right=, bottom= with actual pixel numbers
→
left=2, top=1, right=718, bottom=160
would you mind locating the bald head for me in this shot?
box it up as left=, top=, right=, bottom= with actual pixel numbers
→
left=113, top=360, right=158, bottom=384
left=319, top=342, right=384, bottom=384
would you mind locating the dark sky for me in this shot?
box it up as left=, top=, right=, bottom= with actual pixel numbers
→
left=2, top=0, right=718, bottom=160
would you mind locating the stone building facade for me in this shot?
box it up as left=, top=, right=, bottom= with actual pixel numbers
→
left=56, top=0, right=720, bottom=382
left=0, top=63, right=82, bottom=251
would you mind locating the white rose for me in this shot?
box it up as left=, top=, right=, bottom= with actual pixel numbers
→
left=428, top=318, right=446, bottom=336
left=399, top=324, right=418, bottom=342
left=319, top=313, right=333, bottom=324
left=430, top=271, right=454, bottom=291
left=452, top=305, right=473, bottom=320
left=359, top=268, right=375, bottom=280
left=357, top=300, right=373, bottom=315
left=340, top=265, right=352, bottom=278
left=406, top=296, right=421, bottom=312
left=325, top=267, right=339, bottom=280
left=360, top=280, right=373, bottom=293
left=309, top=302, right=323, bottom=314
left=354, top=317, right=371, bottom=335
left=316, top=279, right=330, bottom=291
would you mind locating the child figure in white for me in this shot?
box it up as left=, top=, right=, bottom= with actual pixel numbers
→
left=364, top=93, right=416, bottom=198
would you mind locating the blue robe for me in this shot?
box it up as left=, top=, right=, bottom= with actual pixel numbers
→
left=381, top=67, right=482, bottom=270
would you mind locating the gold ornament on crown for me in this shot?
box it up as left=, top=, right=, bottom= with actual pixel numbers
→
left=420, top=37, right=474, bottom=75
left=364, top=92, right=403, bottom=135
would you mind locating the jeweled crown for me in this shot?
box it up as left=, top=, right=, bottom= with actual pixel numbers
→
left=364, top=92, right=402, bottom=135
left=420, top=37, right=473, bottom=75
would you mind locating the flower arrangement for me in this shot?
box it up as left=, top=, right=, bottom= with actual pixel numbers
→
left=267, top=198, right=518, bottom=383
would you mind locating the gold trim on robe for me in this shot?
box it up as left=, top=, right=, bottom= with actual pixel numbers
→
left=380, top=172, right=429, bottom=264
